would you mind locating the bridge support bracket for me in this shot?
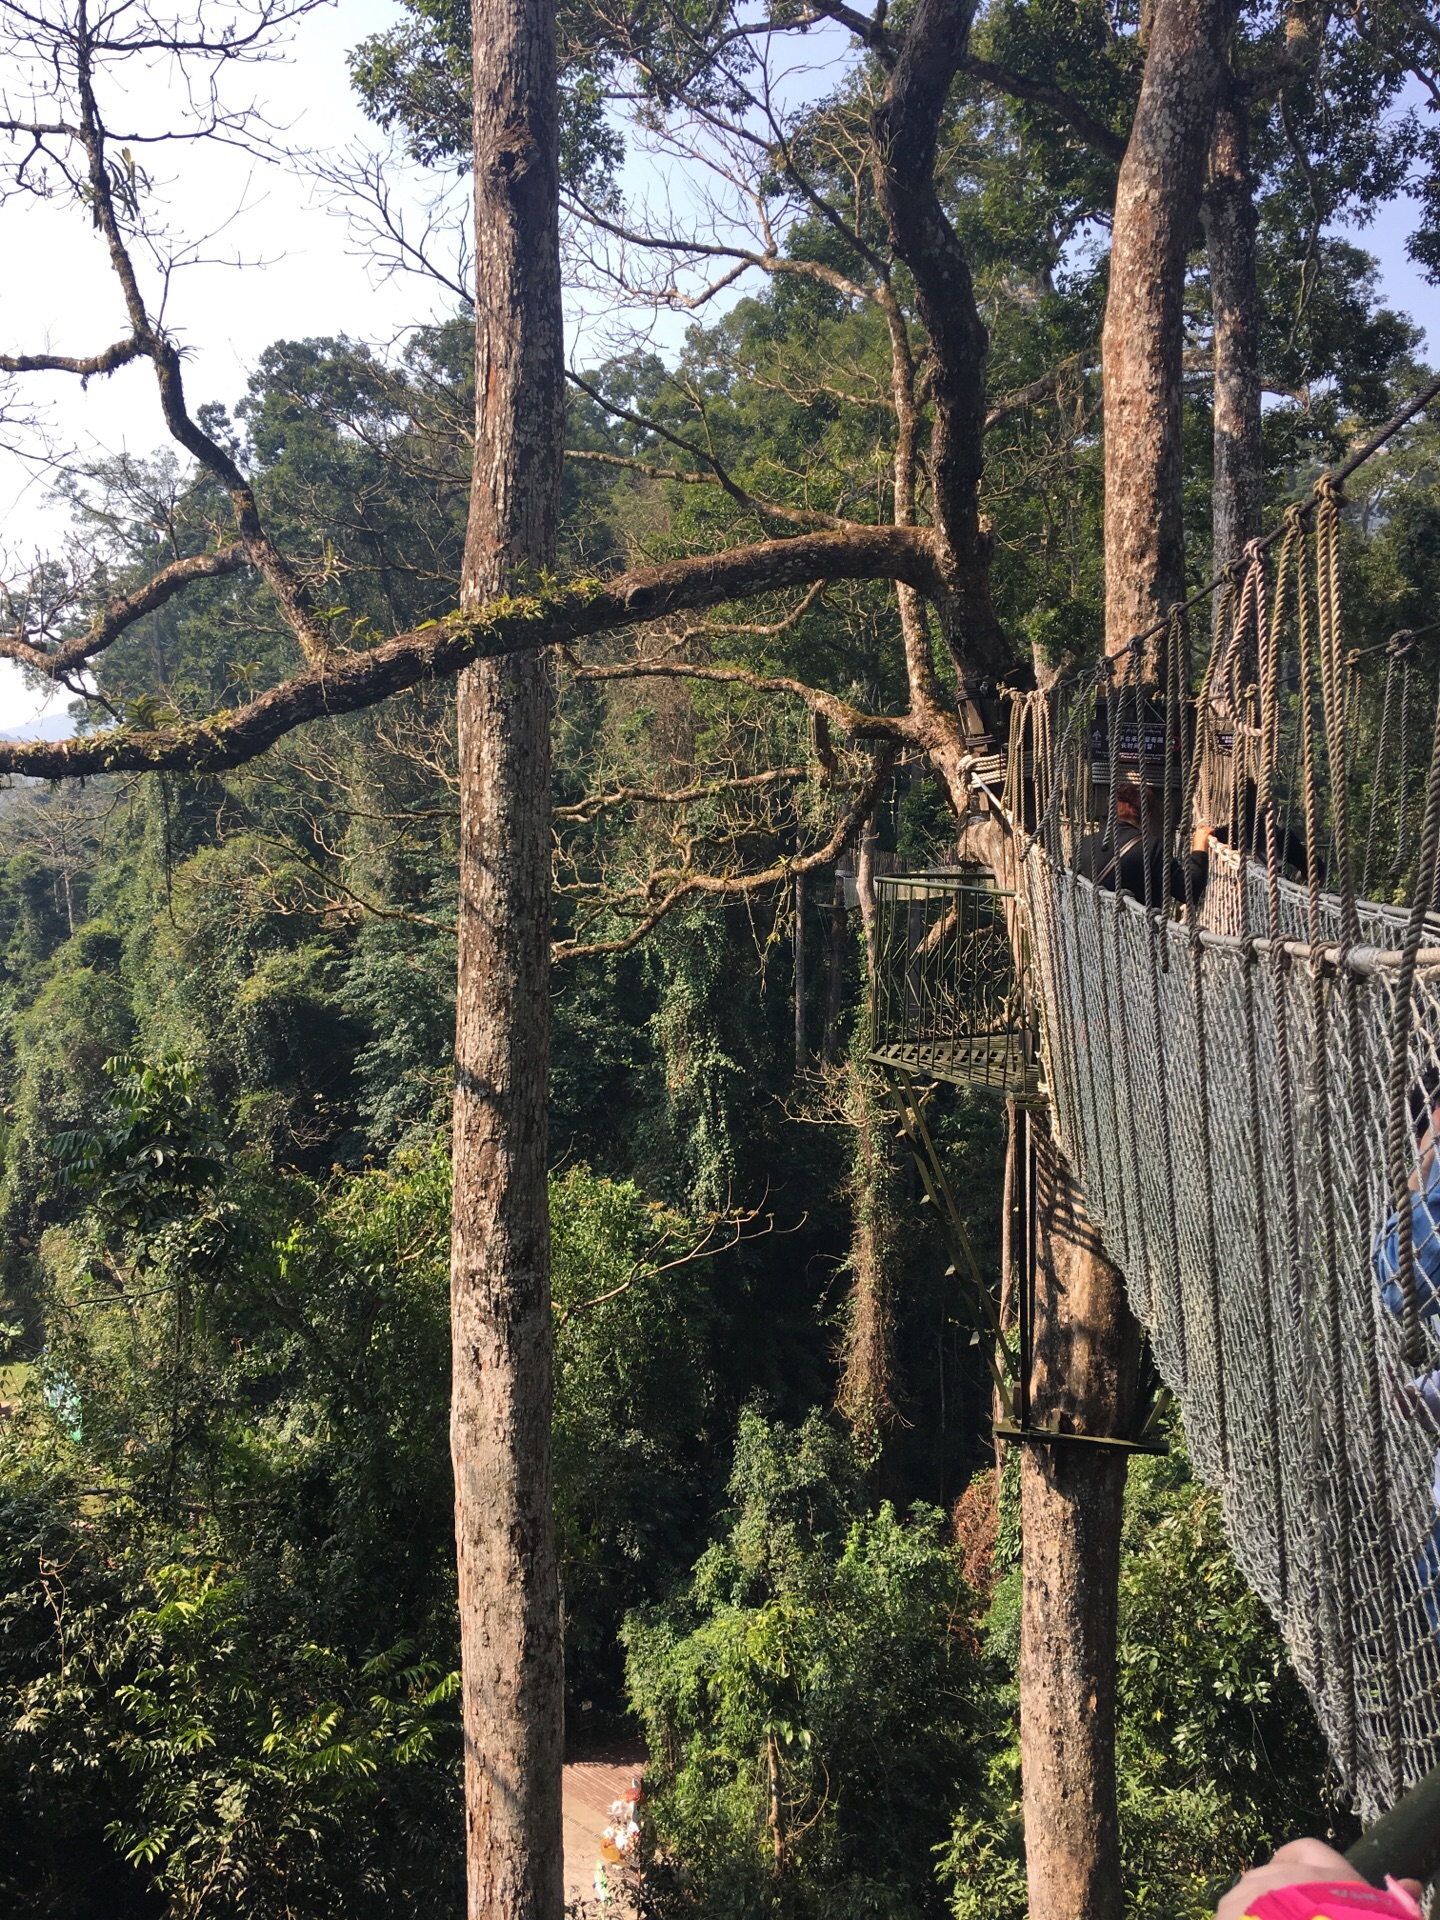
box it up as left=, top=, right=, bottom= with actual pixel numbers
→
left=993, top=1421, right=1169, bottom=1457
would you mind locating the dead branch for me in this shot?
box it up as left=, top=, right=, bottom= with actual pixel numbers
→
left=553, top=743, right=897, bottom=960
left=553, top=765, right=820, bottom=825
left=0, top=545, right=249, bottom=677
left=563, top=656, right=907, bottom=747
left=555, top=1195, right=784, bottom=1327
left=567, top=370, right=860, bottom=530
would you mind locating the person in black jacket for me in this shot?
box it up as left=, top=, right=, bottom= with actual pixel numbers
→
left=1084, top=782, right=1209, bottom=911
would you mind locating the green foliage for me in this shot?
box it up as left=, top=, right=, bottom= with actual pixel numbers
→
left=625, top=1409, right=987, bottom=1919
left=941, top=1449, right=1349, bottom=1920
left=0, top=1035, right=757, bottom=1913
left=3, top=11, right=1426, bottom=1902
left=55, top=1053, right=227, bottom=1240
left=1114, top=1456, right=1351, bottom=1914
left=551, top=1164, right=721, bottom=1694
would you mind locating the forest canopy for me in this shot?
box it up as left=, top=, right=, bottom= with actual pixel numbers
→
left=0, top=0, right=1437, bottom=1914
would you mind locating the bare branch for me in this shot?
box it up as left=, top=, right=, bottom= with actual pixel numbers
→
left=562, top=450, right=846, bottom=531
left=0, top=544, right=249, bottom=678
left=984, top=354, right=1095, bottom=432
left=555, top=1198, right=781, bottom=1326
left=808, top=1, right=900, bottom=65
left=553, top=764, right=820, bottom=824
left=684, top=579, right=828, bottom=639
left=554, top=744, right=899, bottom=961
left=957, top=56, right=1128, bottom=163
left=0, top=337, right=145, bottom=379
left=0, top=26, right=333, bottom=665
left=0, top=525, right=940, bottom=780
left=563, top=657, right=906, bottom=746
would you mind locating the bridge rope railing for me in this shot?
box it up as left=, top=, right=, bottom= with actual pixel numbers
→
left=997, top=384, right=1440, bottom=1818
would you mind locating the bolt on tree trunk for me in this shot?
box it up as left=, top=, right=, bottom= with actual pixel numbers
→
left=449, top=0, right=565, bottom=1915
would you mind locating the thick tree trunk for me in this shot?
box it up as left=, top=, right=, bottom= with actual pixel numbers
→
left=869, top=0, right=1010, bottom=691
left=956, top=800, right=1143, bottom=1920
left=1020, top=1132, right=1143, bottom=1920
left=449, top=1, right=565, bottom=1916
left=838, top=836, right=902, bottom=1461
left=1019, top=9, right=1233, bottom=1916
left=1202, top=78, right=1263, bottom=574
left=1102, top=0, right=1236, bottom=658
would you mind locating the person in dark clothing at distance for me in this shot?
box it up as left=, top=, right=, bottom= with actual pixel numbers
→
left=1083, top=781, right=1210, bottom=910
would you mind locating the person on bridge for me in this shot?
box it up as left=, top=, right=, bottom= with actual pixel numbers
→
left=1373, top=1070, right=1440, bottom=1632
left=1082, top=780, right=1210, bottom=912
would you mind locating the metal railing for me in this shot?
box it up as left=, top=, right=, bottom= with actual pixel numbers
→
left=868, top=869, right=1042, bottom=1098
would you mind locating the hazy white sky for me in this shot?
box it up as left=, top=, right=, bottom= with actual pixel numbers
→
left=0, top=0, right=433, bottom=733
left=0, top=1, right=428, bottom=527
left=0, top=3, right=1435, bottom=737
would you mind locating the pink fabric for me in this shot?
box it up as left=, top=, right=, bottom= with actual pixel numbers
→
left=1246, top=1883, right=1423, bottom=1920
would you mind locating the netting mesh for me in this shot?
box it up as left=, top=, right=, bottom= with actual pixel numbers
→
left=1024, top=845, right=1440, bottom=1816
left=1199, top=847, right=1440, bottom=950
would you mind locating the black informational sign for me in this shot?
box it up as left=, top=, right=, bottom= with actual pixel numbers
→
left=1089, top=697, right=1182, bottom=770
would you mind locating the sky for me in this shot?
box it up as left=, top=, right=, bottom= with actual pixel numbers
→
left=0, top=0, right=432, bottom=734
left=0, top=3, right=1436, bottom=738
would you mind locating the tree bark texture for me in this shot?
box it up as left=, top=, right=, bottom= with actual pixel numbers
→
left=1020, top=1130, right=1143, bottom=1920
left=450, top=0, right=565, bottom=1915
left=870, top=0, right=1010, bottom=691
left=1102, top=0, right=1237, bottom=659
left=1020, top=7, right=1234, bottom=1911
left=836, top=1057, right=903, bottom=1451
left=958, top=807, right=1141, bottom=1920
left=1202, top=78, right=1263, bottom=576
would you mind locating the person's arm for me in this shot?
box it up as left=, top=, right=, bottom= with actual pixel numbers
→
left=1216, top=1840, right=1423, bottom=1920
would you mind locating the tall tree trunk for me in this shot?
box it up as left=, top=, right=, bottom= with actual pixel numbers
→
left=838, top=836, right=902, bottom=1464
left=449, top=1, right=565, bottom=1915
left=836, top=1055, right=903, bottom=1451
left=1019, top=1132, right=1143, bottom=1920
left=794, top=869, right=807, bottom=1070
left=1102, top=0, right=1237, bottom=660
left=993, top=1096, right=1020, bottom=1479
left=1202, top=77, right=1263, bottom=575
left=1019, top=9, right=1234, bottom=1918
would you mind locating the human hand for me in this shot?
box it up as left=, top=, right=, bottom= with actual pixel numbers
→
left=1385, top=1363, right=1440, bottom=1438
left=1215, top=1839, right=1423, bottom=1920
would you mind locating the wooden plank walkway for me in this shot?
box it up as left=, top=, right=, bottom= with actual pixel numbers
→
left=563, top=1746, right=645, bottom=1917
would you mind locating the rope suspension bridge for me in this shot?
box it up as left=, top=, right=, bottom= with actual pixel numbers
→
left=869, top=374, right=1440, bottom=1831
